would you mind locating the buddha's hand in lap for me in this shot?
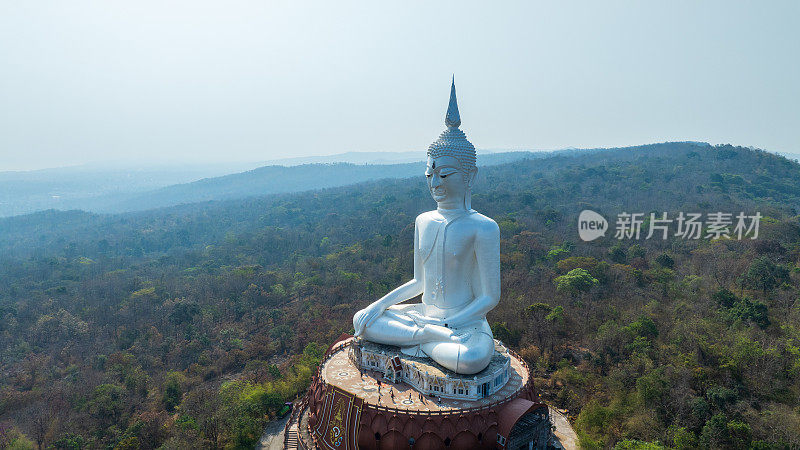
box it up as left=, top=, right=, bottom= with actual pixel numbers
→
left=421, top=323, right=472, bottom=343
left=408, top=310, right=476, bottom=330
left=353, top=302, right=387, bottom=337
left=406, top=310, right=445, bottom=327
left=448, top=329, right=472, bottom=343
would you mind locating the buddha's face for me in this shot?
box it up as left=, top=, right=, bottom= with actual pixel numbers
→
left=426, top=155, right=469, bottom=209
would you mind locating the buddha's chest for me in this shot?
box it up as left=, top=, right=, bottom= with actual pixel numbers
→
left=418, top=217, right=477, bottom=315
left=418, top=218, right=475, bottom=266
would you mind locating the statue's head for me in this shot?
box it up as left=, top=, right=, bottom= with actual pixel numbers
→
left=426, top=78, right=477, bottom=210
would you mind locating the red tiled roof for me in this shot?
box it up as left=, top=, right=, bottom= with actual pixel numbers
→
left=496, top=398, right=539, bottom=443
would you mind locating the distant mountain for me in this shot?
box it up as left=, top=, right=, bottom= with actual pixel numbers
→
left=14, top=151, right=556, bottom=215
left=1, top=141, right=788, bottom=257
left=261, top=151, right=427, bottom=166
left=6, top=145, right=738, bottom=217
left=260, top=149, right=532, bottom=166
left=0, top=162, right=263, bottom=217
left=0, top=151, right=556, bottom=217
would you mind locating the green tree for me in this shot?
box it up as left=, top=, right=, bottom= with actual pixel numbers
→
left=712, top=289, right=738, bottom=308
left=628, top=244, right=646, bottom=260
left=623, top=317, right=659, bottom=341
left=740, top=256, right=788, bottom=294
left=163, top=371, right=186, bottom=413
left=525, top=302, right=552, bottom=320
left=546, top=305, right=564, bottom=323
left=700, top=414, right=729, bottom=448
left=491, top=322, right=521, bottom=346
left=86, top=384, right=126, bottom=426
left=667, top=426, right=697, bottom=450
left=636, top=369, right=667, bottom=409
left=654, top=252, right=674, bottom=269
left=219, top=381, right=269, bottom=449
left=554, top=268, right=599, bottom=295
left=609, top=244, right=627, bottom=263
left=50, top=433, right=86, bottom=450
left=726, top=297, right=770, bottom=328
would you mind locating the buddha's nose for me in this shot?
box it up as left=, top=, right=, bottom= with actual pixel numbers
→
left=430, top=174, right=443, bottom=188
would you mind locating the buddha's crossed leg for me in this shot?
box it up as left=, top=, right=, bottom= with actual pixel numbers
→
left=360, top=304, right=494, bottom=375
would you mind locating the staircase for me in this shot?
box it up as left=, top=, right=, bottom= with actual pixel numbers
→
left=285, top=423, right=300, bottom=449
left=282, top=397, right=309, bottom=450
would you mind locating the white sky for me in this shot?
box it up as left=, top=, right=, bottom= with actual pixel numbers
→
left=1, top=1, right=798, bottom=170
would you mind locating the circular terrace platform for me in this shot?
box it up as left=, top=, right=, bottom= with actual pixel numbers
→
left=300, top=335, right=550, bottom=450
left=321, top=339, right=528, bottom=412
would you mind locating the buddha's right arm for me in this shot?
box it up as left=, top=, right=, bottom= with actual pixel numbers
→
left=354, top=221, right=424, bottom=336
left=373, top=278, right=423, bottom=308
left=370, top=221, right=424, bottom=308
left=354, top=278, right=422, bottom=336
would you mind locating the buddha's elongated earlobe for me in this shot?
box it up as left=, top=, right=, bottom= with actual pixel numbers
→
left=464, top=168, right=477, bottom=210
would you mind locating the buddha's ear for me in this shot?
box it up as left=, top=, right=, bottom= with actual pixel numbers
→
left=467, top=167, right=478, bottom=188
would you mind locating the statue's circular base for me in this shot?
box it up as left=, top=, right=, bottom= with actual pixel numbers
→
left=352, top=338, right=514, bottom=402
left=299, top=334, right=551, bottom=450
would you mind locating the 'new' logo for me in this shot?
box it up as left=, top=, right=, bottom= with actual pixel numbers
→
left=578, top=210, right=607, bottom=241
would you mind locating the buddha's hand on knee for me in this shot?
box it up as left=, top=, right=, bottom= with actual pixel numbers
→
left=353, top=302, right=386, bottom=337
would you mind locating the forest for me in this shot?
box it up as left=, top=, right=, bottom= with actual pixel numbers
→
left=2, top=142, right=800, bottom=449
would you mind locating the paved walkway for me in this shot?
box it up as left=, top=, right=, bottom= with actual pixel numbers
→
left=256, top=414, right=290, bottom=450
left=549, top=406, right=579, bottom=450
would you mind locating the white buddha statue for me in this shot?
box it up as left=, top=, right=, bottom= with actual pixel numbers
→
left=353, top=79, right=500, bottom=375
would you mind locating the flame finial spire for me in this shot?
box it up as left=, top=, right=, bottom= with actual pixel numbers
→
left=428, top=76, right=475, bottom=172
left=445, top=76, right=461, bottom=129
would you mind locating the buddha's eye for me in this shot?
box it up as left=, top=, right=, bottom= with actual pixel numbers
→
left=440, top=174, right=448, bottom=178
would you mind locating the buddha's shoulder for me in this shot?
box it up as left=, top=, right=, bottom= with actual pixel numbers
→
left=414, top=210, right=498, bottom=233
left=415, top=210, right=440, bottom=224
left=466, top=212, right=500, bottom=234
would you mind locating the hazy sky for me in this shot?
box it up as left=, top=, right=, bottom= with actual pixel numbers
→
left=1, top=1, right=798, bottom=170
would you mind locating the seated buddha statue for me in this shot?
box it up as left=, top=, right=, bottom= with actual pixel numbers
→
left=353, top=79, right=500, bottom=375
